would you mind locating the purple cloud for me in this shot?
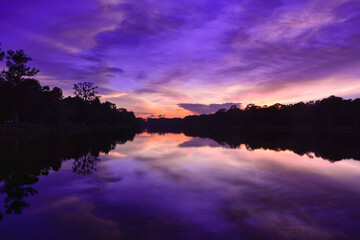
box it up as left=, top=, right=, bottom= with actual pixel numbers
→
left=0, top=0, right=359, bottom=116
left=178, top=103, right=241, bottom=114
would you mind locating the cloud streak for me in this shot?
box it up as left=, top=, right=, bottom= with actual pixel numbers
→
left=1, top=0, right=359, bottom=117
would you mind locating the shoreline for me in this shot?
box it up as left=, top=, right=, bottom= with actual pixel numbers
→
left=0, top=124, right=139, bottom=140
left=2, top=123, right=359, bottom=141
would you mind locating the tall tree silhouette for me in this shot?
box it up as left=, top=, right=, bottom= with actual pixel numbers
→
left=0, top=50, right=40, bottom=123
left=1, top=50, right=39, bottom=86
left=0, top=43, right=4, bottom=61
left=73, top=82, right=99, bottom=101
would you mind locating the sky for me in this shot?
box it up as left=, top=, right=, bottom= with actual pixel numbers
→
left=1, top=0, right=360, bottom=117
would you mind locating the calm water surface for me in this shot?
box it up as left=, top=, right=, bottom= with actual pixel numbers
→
left=1, top=132, right=360, bottom=240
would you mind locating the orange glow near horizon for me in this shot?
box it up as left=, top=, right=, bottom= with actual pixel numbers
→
left=99, top=76, right=360, bottom=118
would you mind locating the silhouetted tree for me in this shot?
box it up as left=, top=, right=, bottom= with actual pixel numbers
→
left=178, top=96, right=360, bottom=131
left=1, top=49, right=39, bottom=86
left=0, top=47, right=138, bottom=126
left=73, top=82, right=99, bottom=101
left=0, top=43, right=4, bottom=61
left=0, top=49, right=40, bottom=123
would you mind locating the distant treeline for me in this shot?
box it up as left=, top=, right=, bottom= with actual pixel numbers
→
left=0, top=45, right=138, bottom=128
left=183, top=96, right=360, bottom=130
left=144, top=95, right=360, bottom=132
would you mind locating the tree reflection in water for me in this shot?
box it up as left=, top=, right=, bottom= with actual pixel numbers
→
left=72, top=152, right=100, bottom=175
left=0, top=173, right=37, bottom=219
left=0, top=130, right=136, bottom=219
left=1, top=128, right=360, bottom=220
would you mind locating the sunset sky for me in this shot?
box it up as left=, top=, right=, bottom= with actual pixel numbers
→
left=1, top=0, right=360, bottom=117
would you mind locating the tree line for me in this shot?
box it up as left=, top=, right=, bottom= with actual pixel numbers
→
left=0, top=44, right=137, bottom=128
left=182, top=96, right=360, bottom=131
left=142, top=96, right=360, bottom=132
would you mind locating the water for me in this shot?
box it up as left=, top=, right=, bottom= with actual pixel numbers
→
left=1, top=131, right=360, bottom=240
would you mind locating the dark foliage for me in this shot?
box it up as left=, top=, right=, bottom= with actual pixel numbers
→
left=143, top=96, right=360, bottom=133
left=0, top=46, right=138, bottom=128
left=182, top=96, right=360, bottom=131
left=0, top=43, right=4, bottom=61
left=61, top=96, right=137, bottom=126
left=142, top=96, right=360, bottom=162
left=145, top=118, right=183, bottom=133
left=73, top=81, right=98, bottom=101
